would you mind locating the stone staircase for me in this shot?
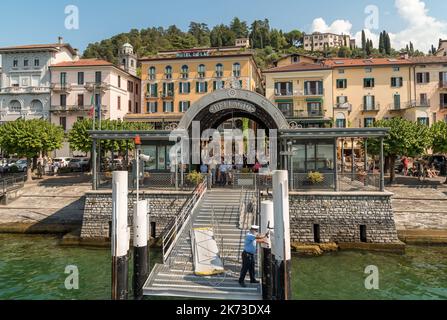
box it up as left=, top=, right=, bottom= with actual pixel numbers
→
left=144, top=189, right=262, bottom=300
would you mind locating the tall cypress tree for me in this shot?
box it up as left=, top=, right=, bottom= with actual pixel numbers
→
left=385, top=32, right=391, bottom=55
left=361, top=30, right=367, bottom=51
left=379, top=31, right=385, bottom=54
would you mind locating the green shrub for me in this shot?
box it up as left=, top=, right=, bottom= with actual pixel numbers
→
left=186, top=171, right=204, bottom=185
left=307, top=171, right=324, bottom=184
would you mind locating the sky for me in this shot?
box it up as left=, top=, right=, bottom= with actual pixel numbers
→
left=0, top=0, right=446, bottom=53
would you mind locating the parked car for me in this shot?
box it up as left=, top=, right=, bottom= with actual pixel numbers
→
left=53, top=157, right=72, bottom=168
left=68, top=158, right=90, bottom=172
left=9, top=159, right=28, bottom=172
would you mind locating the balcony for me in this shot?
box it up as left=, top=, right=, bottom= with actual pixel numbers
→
left=280, top=109, right=325, bottom=118
left=50, top=105, right=96, bottom=112
left=439, top=81, right=447, bottom=90
left=334, top=102, right=352, bottom=111
left=146, top=93, right=158, bottom=99
left=51, top=83, right=72, bottom=92
left=440, top=103, right=447, bottom=111
left=389, top=100, right=430, bottom=112
left=0, top=86, right=50, bottom=94
left=361, top=104, right=380, bottom=112
left=84, top=82, right=109, bottom=92
left=161, top=91, right=175, bottom=99
left=274, top=89, right=324, bottom=97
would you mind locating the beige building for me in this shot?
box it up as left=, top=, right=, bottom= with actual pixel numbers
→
left=436, top=39, right=447, bottom=57
left=303, top=32, right=352, bottom=52
left=410, top=56, right=447, bottom=123
left=264, top=54, right=447, bottom=128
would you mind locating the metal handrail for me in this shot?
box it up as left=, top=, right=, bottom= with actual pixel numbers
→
left=0, top=174, right=26, bottom=196
left=162, top=179, right=207, bottom=263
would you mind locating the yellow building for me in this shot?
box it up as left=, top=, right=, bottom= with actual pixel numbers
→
left=264, top=60, right=333, bottom=128
left=264, top=54, right=447, bottom=128
left=410, top=56, right=447, bottom=124
left=127, top=44, right=262, bottom=129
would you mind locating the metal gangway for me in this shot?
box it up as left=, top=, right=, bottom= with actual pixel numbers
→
left=143, top=181, right=262, bottom=300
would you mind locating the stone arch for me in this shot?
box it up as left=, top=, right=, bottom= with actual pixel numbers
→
left=9, top=100, right=22, bottom=113
left=178, top=89, right=289, bottom=131
left=30, top=99, right=44, bottom=113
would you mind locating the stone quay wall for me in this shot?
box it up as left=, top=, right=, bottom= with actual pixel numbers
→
left=288, top=192, right=400, bottom=244
left=80, top=191, right=191, bottom=241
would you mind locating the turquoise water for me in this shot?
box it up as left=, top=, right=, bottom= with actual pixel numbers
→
left=0, top=234, right=446, bottom=300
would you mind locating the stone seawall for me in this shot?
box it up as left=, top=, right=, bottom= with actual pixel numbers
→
left=288, top=192, right=400, bottom=244
left=80, top=191, right=191, bottom=241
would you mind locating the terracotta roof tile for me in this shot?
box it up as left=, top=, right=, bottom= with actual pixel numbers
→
left=263, top=62, right=330, bottom=73
left=0, top=43, right=77, bottom=55
left=51, top=59, right=114, bottom=67
left=410, top=56, right=447, bottom=64
left=323, top=58, right=412, bottom=67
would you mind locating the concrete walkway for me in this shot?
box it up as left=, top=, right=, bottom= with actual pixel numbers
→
left=0, top=174, right=91, bottom=233
left=387, top=175, right=447, bottom=244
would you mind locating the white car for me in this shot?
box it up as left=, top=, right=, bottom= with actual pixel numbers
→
left=53, top=157, right=72, bottom=168
left=9, top=159, right=28, bottom=172
left=68, top=158, right=90, bottom=171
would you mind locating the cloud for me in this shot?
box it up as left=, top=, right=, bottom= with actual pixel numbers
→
left=310, top=0, right=447, bottom=51
left=311, top=18, right=352, bottom=35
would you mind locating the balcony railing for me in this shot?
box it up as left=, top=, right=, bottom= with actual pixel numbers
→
left=50, top=105, right=104, bottom=112
left=84, top=82, right=109, bottom=91
left=51, top=83, right=72, bottom=92
left=280, top=109, right=325, bottom=118
left=0, top=86, right=50, bottom=94
left=274, top=89, right=324, bottom=97
left=162, top=91, right=175, bottom=98
left=441, top=103, right=447, bottom=110
left=361, top=104, right=380, bottom=112
left=334, top=102, right=352, bottom=111
left=389, top=100, right=430, bottom=111
left=146, top=93, right=158, bottom=99
left=439, top=81, right=447, bottom=89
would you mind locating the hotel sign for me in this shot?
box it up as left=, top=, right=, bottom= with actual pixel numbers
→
left=176, top=51, right=210, bottom=58
left=209, top=100, right=256, bottom=114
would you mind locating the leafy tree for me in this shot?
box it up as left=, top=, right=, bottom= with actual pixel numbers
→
left=0, top=119, right=65, bottom=182
left=284, top=30, right=303, bottom=48
left=188, top=22, right=211, bottom=47
left=68, top=118, right=153, bottom=155
left=430, top=121, right=447, bottom=183
left=367, top=118, right=431, bottom=184
left=210, top=24, right=235, bottom=47
left=230, top=17, right=249, bottom=38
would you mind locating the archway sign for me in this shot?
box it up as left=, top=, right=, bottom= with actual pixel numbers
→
left=178, top=89, right=289, bottom=131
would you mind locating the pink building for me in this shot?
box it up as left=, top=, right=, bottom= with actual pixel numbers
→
left=50, top=58, right=140, bottom=156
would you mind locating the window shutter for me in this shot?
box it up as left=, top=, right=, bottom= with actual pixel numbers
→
left=179, top=83, right=183, bottom=94
left=363, top=96, right=367, bottom=108
left=213, top=81, right=216, bottom=91
left=196, top=82, right=199, bottom=93
left=179, top=101, right=182, bottom=112
left=391, top=78, right=394, bottom=87
left=205, top=82, right=208, bottom=92
left=336, top=96, right=340, bottom=104
left=427, top=73, right=430, bottom=82
left=372, top=95, right=375, bottom=108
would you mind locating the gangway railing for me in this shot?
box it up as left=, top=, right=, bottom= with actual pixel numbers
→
left=0, top=174, right=26, bottom=197
left=162, top=179, right=207, bottom=263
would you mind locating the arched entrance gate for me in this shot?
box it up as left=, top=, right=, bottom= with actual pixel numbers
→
left=174, top=89, right=289, bottom=173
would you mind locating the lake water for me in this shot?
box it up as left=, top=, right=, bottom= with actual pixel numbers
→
left=0, top=234, right=446, bottom=300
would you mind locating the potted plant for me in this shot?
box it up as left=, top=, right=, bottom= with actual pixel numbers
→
left=307, top=171, right=324, bottom=184
left=186, top=170, right=204, bottom=186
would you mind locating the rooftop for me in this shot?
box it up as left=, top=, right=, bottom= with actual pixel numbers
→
left=51, top=59, right=114, bottom=67
left=410, top=56, right=447, bottom=64
left=323, top=57, right=412, bottom=67
left=0, top=43, right=77, bottom=55
left=263, top=62, right=330, bottom=73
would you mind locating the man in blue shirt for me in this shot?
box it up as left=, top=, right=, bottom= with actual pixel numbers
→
left=239, top=225, right=268, bottom=287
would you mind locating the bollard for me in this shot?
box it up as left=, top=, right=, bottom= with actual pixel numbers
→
left=133, top=200, right=149, bottom=300
left=111, top=171, right=130, bottom=300
left=272, top=170, right=292, bottom=300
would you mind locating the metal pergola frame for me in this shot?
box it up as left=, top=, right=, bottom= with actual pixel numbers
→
left=88, top=127, right=390, bottom=192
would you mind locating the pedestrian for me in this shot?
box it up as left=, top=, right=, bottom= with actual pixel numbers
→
left=402, top=156, right=409, bottom=176
left=238, top=225, right=268, bottom=287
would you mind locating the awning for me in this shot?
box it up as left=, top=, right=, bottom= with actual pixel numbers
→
left=306, top=98, right=323, bottom=102
left=275, top=99, right=294, bottom=103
